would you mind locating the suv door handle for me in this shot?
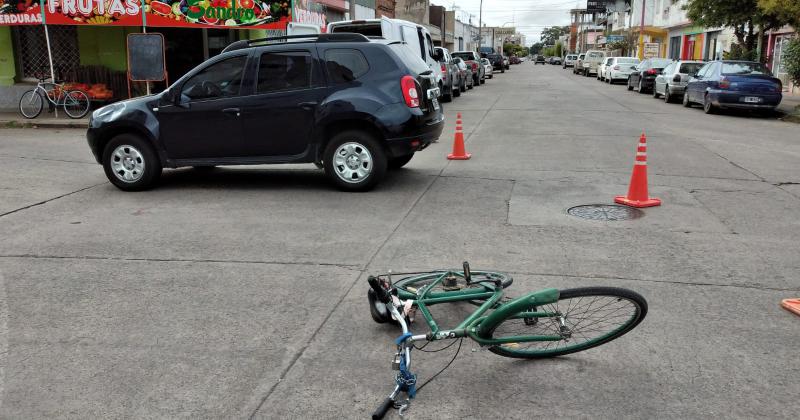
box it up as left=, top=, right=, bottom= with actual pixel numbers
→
left=222, top=107, right=240, bottom=116
left=298, top=101, right=318, bottom=110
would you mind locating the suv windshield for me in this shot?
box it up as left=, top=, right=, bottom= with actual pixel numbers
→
left=722, top=62, right=771, bottom=75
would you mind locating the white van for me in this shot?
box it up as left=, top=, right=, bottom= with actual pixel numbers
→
left=327, top=16, right=444, bottom=90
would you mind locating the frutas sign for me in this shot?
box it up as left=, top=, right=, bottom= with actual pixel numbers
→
left=44, top=0, right=143, bottom=25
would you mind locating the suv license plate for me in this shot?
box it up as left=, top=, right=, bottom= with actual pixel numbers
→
left=744, top=96, right=761, bottom=103
left=431, top=98, right=440, bottom=111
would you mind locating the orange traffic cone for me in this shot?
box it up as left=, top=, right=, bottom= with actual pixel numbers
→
left=781, top=298, right=800, bottom=316
left=447, top=113, right=471, bottom=160
left=615, top=132, right=661, bottom=208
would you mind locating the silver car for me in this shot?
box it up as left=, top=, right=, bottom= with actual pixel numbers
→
left=652, top=60, right=705, bottom=103
left=563, top=54, right=578, bottom=68
left=481, top=58, right=493, bottom=79
left=604, top=57, right=640, bottom=84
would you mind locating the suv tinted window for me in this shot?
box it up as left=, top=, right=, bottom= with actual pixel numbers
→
left=257, top=51, right=313, bottom=94
left=181, top=55, right=246, bottom=101
left=389, top=43, right=429, bottom=74
left=325, top=49, right=369, bottom=84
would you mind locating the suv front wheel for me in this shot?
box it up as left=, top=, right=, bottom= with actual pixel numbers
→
left=102, top=133, right=162, bottom=191
left=323, top=130, right=387, bottom=192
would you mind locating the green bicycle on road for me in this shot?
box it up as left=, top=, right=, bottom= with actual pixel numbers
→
left=367, top=262, right=648, bottom=418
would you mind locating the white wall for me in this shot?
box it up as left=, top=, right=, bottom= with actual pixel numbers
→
left=355, top=4, right=375, bottom=19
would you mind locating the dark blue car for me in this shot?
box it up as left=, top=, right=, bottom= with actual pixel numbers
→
left=683, top=60, right=782, bottom=114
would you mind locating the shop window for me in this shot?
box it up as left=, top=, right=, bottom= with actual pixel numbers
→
left=12, top=26, right=79, bottom=81
left=257, top=51, right=313, bottom=93
left=324, top=49, right=369, bottom=84
left=181, top=55, right=246, bottom=101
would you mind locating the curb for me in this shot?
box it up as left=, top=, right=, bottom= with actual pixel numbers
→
left=1, top=119, right=88, bottom=129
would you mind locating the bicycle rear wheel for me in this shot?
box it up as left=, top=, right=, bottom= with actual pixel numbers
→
left=486, top=287, right=647, bottom=359
left=19, top=90, right=43, bottom=119
left=63, top=90, right=90, bottom=119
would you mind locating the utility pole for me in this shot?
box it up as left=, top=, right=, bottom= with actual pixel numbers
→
left=478, top=0, right=483, bottom=48
left=349, top=0, right=356, bottom=20
left=638, top=0, right=645, bottom=59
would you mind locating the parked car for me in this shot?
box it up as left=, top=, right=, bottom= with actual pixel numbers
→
left=434, top=46, right=459, bottom=102
left=86, top=34, right=444, bottom=192
left=563, top=54, right=578, bottom=68
left=328, top=16, right=443, bottom=91
left=452, top=57, right=474, bottom=91
left=683, top=60, right=783, bottom=114
left=550, top=56, right=562, bottom=65
left=603, top=57, right=640, bottom=84
left=597, top=57, right=613, bottom=81
left=572, top=53, right=586, bottom=74
left=487, top=53, right=505, bottom=73
left=652, top=60, right=704, bottom=103
left=481, top=58, right=494, bottom=79
left=533, top=55, right=545, bottom=65
left=577, top=50, right=606, bottom=76
left=627, top=58, right=673, bottom=93
left=452, top=51, right=485, bottom=85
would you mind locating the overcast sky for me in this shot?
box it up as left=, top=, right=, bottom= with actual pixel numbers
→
left=430, top=0, right=587, bottom=45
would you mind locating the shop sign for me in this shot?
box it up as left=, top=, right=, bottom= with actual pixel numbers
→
left=0, top=0, right=43, bottom=25
left=643, top=42, right=660, bottom=58
left=144, top=0, right=290, bottom=29
left=44, top=0, right=143, bottom=25
left=606, top=35, right=624, bottom=42
left=293, top=0, right=324, bottom=28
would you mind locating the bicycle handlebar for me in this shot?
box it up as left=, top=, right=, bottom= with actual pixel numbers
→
left=371, top=397, right=394, bottom=419
left=367, top=276, right=391, bottom=304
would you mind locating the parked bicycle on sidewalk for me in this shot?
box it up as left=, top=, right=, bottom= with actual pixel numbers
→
left=18, top=69, right=90, bottom=120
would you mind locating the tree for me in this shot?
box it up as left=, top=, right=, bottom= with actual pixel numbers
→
left=758, top=0, right=800, bottom=28
left=683, top=0, right=786, bottom=60
left=782, top=37, right=800, bottom=88
left=540, top=26, right=570, bottom=46
left=530, top=42, right=544, bottom=55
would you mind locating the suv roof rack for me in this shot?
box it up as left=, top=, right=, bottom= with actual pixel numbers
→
left=222, top=33, right=370, bottom=53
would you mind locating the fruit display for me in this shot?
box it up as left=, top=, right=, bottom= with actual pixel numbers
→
left=145, top=0, right=290, bottom=28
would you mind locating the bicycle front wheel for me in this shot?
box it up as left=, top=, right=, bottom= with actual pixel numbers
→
left=63, top=90, right=90, bottom=119
left=486, top=287, right=647, bottom=359
left=19, top=90, right=43, bottom=119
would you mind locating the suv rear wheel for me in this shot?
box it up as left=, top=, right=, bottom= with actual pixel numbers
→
left=323, top=130, right=387, bottom=192
left=102, top=133, right=162, bottom=191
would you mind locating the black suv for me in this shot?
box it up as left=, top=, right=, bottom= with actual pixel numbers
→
left=486, top=54, right=505, bottom=73
left=87, top=34, right=444, bottom=192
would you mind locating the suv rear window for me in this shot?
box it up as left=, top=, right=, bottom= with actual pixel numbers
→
left=452, top=52, right=476, bottom=61
left=325, top=49, right=369, bottom=84
left=389, top=43, right=429, bottom=74
left=329, top=23, right=382, bottom=36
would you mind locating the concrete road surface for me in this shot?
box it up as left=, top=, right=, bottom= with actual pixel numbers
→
left=1, top=63, right=799, bottom=419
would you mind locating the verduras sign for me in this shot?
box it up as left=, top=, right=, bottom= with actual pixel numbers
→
left=0, top=0, right=43, bottom=25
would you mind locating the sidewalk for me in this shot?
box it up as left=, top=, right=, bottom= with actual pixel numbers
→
left=0, top=112, right=89, bottom=129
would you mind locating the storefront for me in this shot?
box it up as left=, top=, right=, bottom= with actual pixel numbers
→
left=0, top=0, right=293, bottom=109
left=632, top=26, right=667, bottom=58
left=766, top=27, right=797, bottom=91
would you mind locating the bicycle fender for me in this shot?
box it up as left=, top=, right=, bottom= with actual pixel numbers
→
left=476, top=288, right=560, bottom=337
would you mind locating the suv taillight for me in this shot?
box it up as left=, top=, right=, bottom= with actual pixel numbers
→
left=471, top=62, right=478, bottom=71
left=646, top=69, right=657, bottom=75
left=441, top=63, right=447, bottom=73
left=401, top=75, right=420, bottom=108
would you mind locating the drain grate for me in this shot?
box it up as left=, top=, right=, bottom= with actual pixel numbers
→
left=567, top=204, right=644, bottom=221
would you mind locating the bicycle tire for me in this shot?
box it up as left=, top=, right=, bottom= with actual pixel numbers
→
left=393, top=270, right=513, bottom=297
left=63, top=90, right=90, bottom=119
left=486, top=287, right=647, bottom=359
left=19, top=90, right=43, bottom=119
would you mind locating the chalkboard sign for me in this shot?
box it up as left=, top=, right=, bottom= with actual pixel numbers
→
left=127, top=33, right=166, bottom=82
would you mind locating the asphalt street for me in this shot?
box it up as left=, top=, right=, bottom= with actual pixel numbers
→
left=1, top=63, right=799, bottom=419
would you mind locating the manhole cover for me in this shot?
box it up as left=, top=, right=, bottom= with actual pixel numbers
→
left=567, top=204, right=644, bottom=221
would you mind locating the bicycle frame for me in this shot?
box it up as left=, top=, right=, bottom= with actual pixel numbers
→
left=394, top=271, right=565, bottom=346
